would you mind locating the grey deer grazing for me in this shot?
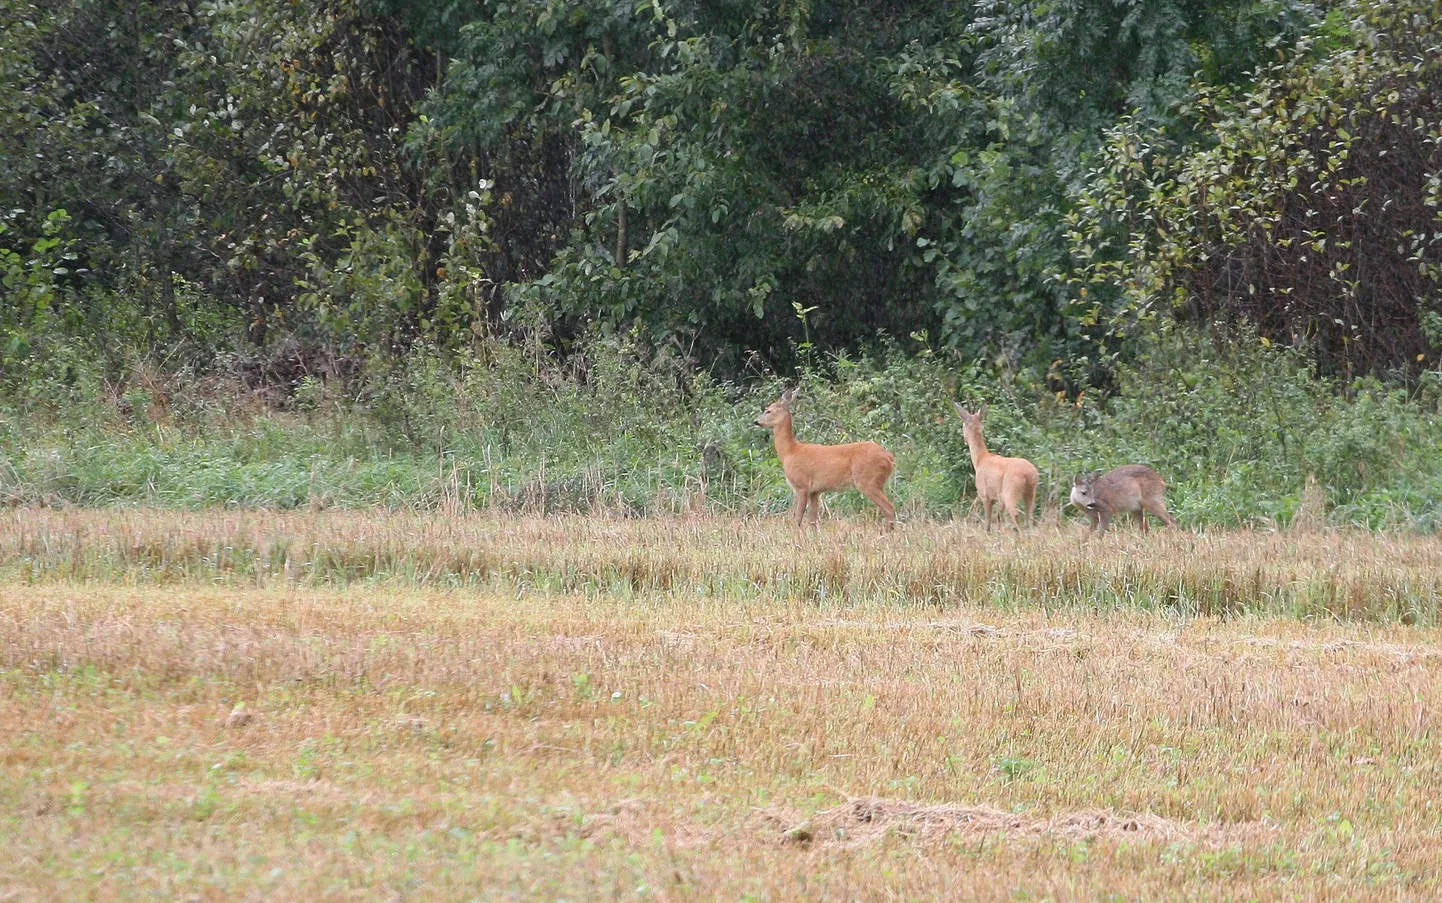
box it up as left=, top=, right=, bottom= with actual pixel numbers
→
left=1069, top=465, right=1177, bottom=537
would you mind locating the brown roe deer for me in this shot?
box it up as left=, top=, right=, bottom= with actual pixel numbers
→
left=953, top=403, right=1038, bottom=530
left=1069, top=465, right=1178, bottom=537
left=755, top=387, right=897, bottom=531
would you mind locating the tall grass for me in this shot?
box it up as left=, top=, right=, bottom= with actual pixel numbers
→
left=3, top=329, right=1441, bottom=528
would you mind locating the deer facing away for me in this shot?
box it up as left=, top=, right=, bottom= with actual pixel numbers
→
left=954, top=403, right=1038, bottom=530
left=755, top=387, right=897, bottom=531
left=1069, top=465, right=1178, bottom=536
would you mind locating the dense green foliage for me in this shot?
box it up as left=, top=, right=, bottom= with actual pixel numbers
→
left=410, top=0, right=1317, bottom=369
left=10, top=0, right=1438, bottom=375
left=1071, top=1, right=1442, bottom=376
left=0, top=0, right=451, bottom=380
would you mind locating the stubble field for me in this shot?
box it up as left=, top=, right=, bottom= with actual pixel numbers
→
left=2, top=510, right=1441, bottom=900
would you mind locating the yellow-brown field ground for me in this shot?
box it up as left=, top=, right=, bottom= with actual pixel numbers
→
left=2, top=511, right=1441, bottom=900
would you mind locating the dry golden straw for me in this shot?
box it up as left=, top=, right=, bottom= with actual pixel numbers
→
left=1, top=510, right=1440, bottom=900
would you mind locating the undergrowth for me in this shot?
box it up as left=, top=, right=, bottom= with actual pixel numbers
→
left=2, top=328, right=1440, bottom=529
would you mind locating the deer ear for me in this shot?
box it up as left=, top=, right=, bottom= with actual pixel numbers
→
left=781, top=386, right=799, bottom=405
left=952, top=401, right=967, bottom=418
left=979, top=403, right=988, bottom=420
left=1072, top=473, right=1084, bottom=487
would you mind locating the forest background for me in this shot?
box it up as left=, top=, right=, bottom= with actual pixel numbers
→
left=2, top=0, right=1441, bottom=528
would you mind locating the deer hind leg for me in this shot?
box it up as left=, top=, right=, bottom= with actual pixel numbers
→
left=1145, top=497, right=1178, bottom=529
left=1005, top=477, right=1034, bottom=531
left=859, top=483, right=897, bottom=532
left=1002, top=491, right=1022, bottom=532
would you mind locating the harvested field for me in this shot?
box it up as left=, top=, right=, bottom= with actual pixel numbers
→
left=1, top=511, right=1439, bottom=900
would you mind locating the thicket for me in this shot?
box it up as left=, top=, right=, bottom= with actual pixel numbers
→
left=10, top=0, right=1438, bottom=374
left=1070, top=0, right=1442, bottom=377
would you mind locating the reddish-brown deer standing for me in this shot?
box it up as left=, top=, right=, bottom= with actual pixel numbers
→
left=755, top=387, right=897, bottom=531
left=954, top=403, right=1039, bottom=530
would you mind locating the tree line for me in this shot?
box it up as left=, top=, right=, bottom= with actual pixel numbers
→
left=1, top=0, right=1438, bottom=392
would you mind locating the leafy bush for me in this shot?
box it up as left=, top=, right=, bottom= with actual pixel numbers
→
left=0, top=0, right=1333, bottom=380
left=1070, top=0, right=1442, bottom=377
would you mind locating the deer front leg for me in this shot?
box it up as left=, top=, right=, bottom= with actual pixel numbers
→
left=792, top=487, right=809, bottom=530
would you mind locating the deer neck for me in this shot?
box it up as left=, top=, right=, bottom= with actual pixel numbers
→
left=771, top=415, right=799, bottom=460
left=964, top=426, right=990, bottom=470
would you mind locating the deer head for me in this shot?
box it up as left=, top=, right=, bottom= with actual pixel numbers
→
left=756, top=386, right=799, bottom=429
left=1069, top=472, right=1102, bottom=510
left=952, top=401, right=988, bottom=426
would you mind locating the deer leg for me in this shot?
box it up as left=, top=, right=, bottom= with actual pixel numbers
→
left=982, top=498, right=994, bottom=531
left=859, top=483, right=897, bottom=532
left=1005, top=497, right=1022, bottom=532
left=1145, top=499, right=1178, bottom=529
left=807, top=492, right=823, bottom=528
left=792, top=488, right=809, bottom=531
left=1137, top=509, right=1149, bottom=534
left=1096, top=510, right=1112, bottom=537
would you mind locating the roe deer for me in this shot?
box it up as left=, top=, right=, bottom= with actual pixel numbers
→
left=953, top=403, right=1039, bottom=530
left=1069, top=465, right=1178, bottom=537
left=755, top=387, right=897, bottom=531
